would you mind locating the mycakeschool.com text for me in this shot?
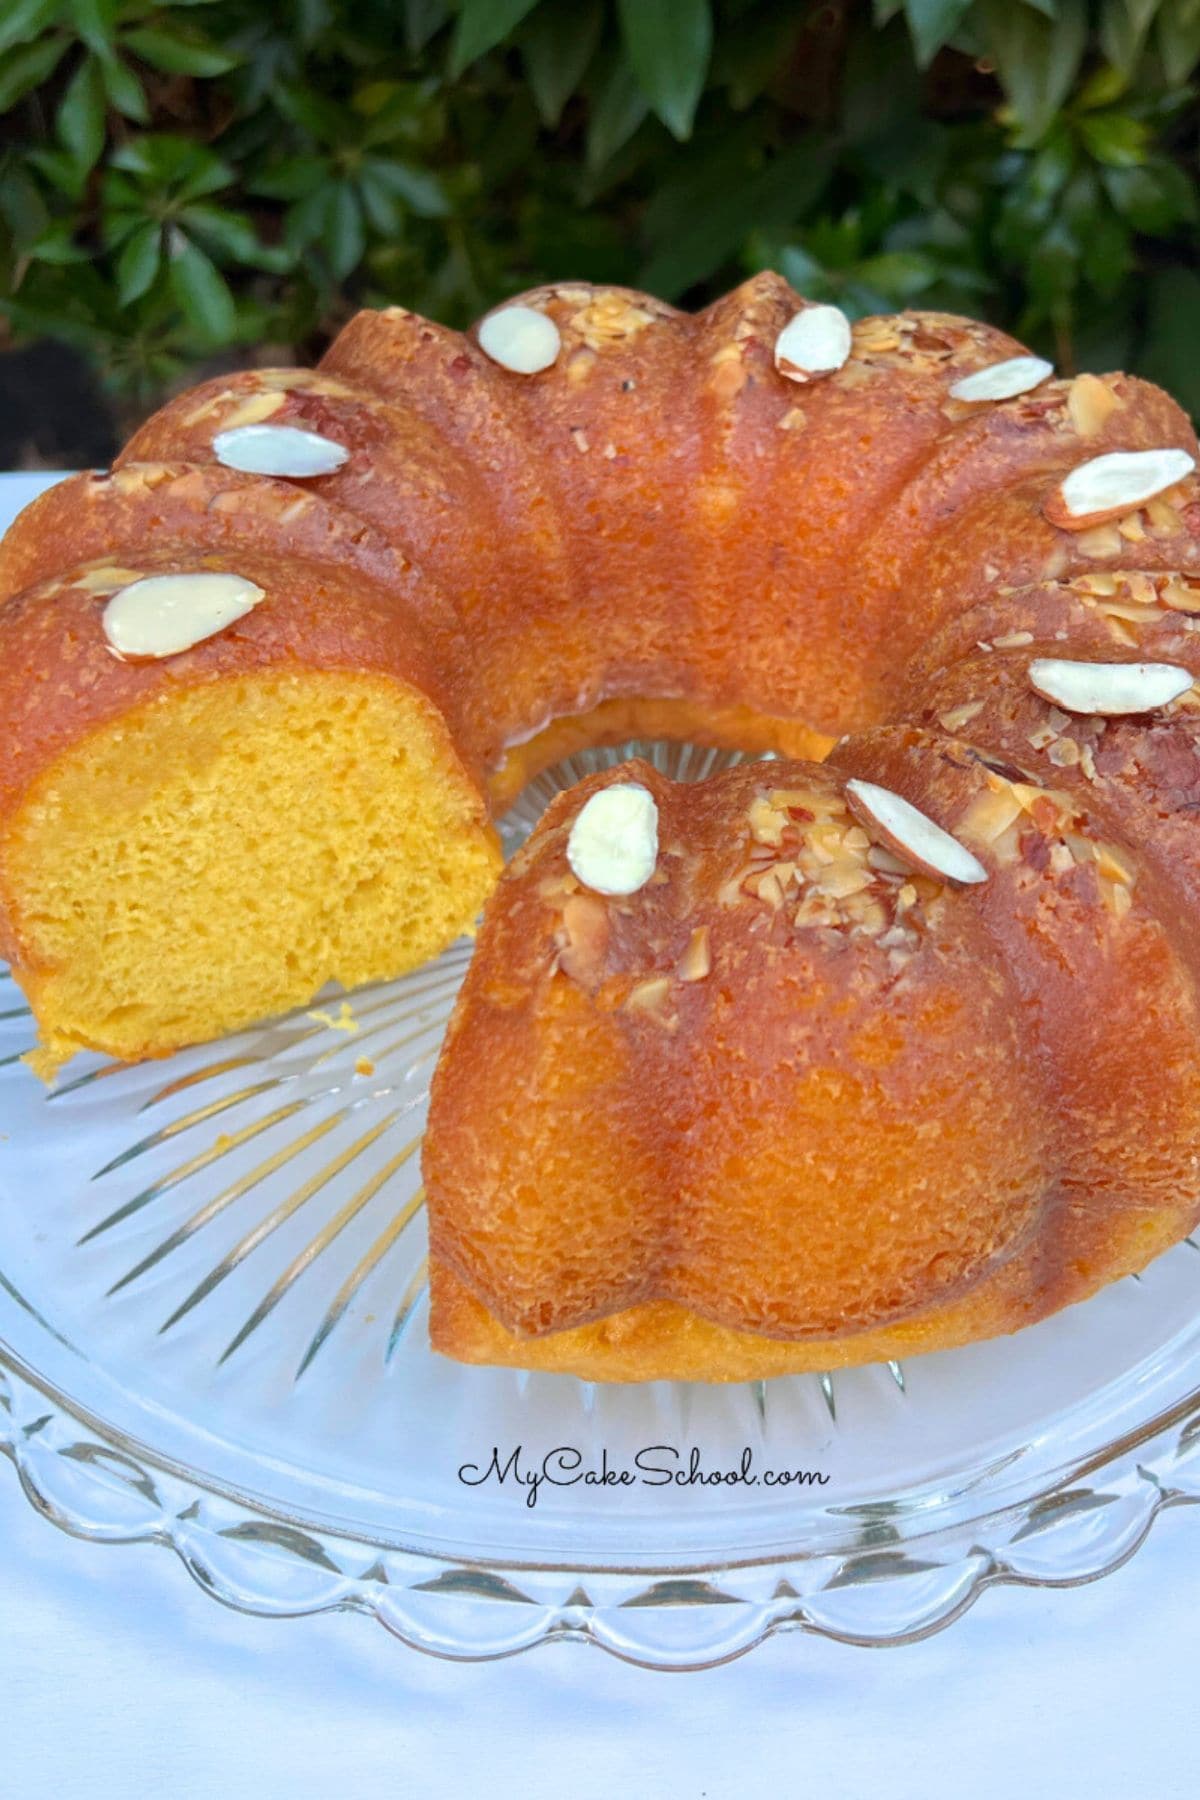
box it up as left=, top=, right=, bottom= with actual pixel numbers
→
left=456, top=1444, right=832, bottom=1509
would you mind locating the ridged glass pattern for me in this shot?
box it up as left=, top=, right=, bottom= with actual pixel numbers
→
left=1, top=742, right=1200, bottom=1667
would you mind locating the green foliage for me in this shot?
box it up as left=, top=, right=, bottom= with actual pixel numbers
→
left=1, top=0, right=1199, bottom=413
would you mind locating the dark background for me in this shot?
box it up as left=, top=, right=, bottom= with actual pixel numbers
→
left=2, top=0, right=1199, bottom=464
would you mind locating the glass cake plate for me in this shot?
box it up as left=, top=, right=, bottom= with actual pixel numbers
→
left=2, top=740, right=1200, bottom=1671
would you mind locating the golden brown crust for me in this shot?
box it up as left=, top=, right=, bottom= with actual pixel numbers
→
left=426, top=757, right=1056, bottom=1343
left=0, top=461, right=493, bottom=777
left=429, top=728, right=1200, bottom=1369
left=428, top=1204, right=1187, bottom=1380
left=5, top=276, right=1200, bottom=1377
left=0, top=539, right=472, bottom=822
left=118, top=372, right=526, bottom=761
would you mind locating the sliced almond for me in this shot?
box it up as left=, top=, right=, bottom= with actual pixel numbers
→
left=748, top=794, right=787, bottom=846
left=566, top=783, right=658, bottom=896
left=556, top=893, right=610, bottom=980
left=937, top=700, right=985, bottom=732
left=773, top=305, right=852, bottom=384
left=867, top=843, right=911, bottom=876
left=1095, top=841, right=1136, bottom=886
left=1074, top=523, right=1124, bottom=560
left=817, top=864, right=873, bottom=899
left=1073, top=572, right=1119, bottom=596
left=624, top=975, right=674, bottom=1024
left=1108, top=881, right=1133, bottom=920
left=1044, top=448, right=1195, bottom=531
left=477, top=304, right=561, bottom=374
left=1066, top=373, right=1118, bottom=439
left=960, top=785, right=1023, bottom=847
left=212, top=422, right=349, bottom=478
left=1047, top=737, right=1081, bottom=767
left=749, top=868, right=786, bottom=908
left=74, top=563, right=146, bottom=594
left=844, top=779, right=987, bottom=886
left=102, top=572, right=265, bottom=659
left=1027, top=657, right=1193, bottom=716
left=1146, top=496, right=1184, bottom=534
left=219, top=387, right=288, bottom=429
left=948, top=355, right=1053, bottom=403
left=1162, top=579, right=1200, bottom=616
left=676, top=925, right=712, bottom=982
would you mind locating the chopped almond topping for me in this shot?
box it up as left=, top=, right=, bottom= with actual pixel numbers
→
left=677, top=926, right=712, bottom=982
left=1066, top=373, right=1118, bottom=439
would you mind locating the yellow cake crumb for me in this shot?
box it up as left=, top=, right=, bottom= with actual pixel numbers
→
left=308, top=1000, right=359, bottom=1035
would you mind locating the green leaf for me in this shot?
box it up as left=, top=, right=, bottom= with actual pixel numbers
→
left=326, top=183, right=365, bottom=278
left=855, top=248, right=941, bottom=300
left=404, top=0, right=451, bottom=53
left=774, top=242, right=825, bottom=292
left=904, top=0, right=974, bottom=67
left=363, top=157, right=449, bottom=217
left=586, top=50, right=649, bottom=172
left=282, top=182, right=334, bottom=256
left=981, top=0, right=1087, bottom=145
left=116, top=220, right=161, bottom=302
left=275, top=83, right=355, bottom=144
left=713, top=8, right=803, bottom=110
left=0, top=0, right=62, bottom=56
left=1073, top=63, right=1128, bottom=108
left=356, top=167, right=399, bottom=235
left=122, top=26, right=240, bottom=78
left=617, top=0, right=712, bottom=140
left=112, top=136, right=233, bottom=201
left=1157, top=0, right=1200, bottom=83
left=69, top=0, right=119, bottom=59
left=521, top=0, right=601, bottom=127
left=24, top=144, right=89, bottom=202
left=251, top=156, right=330, bottom=202
left=0, top=34, right=68, bottom=110
left=57, top=52, right=107, bottom=171
left=168, top=236, right=236, bottom=340
left=1098, top=0, right=1161, bottom=75
left=99, top=51, right=149, bottom=121
left=355, top=81, right=441, bottom=151
left=0, top=163, right=49, bottom=249
left=1141, top=267, right=1200, bottom=416
left=179, top=203, right=268, bottom=263
left=449, top=0, right=541, bottom=76
left=27, top=220, right=87, bottom=265
left=1076, top=110, right=1149, bottom=167
left=1104, top=159, right=1198, bottom=232
left=641, top=137, right=835, bottom=297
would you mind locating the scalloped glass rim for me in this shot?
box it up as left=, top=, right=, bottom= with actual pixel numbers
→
left=0, top=738, right=1198, bottom=1668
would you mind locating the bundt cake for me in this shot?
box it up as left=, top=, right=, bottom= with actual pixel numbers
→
left=3, top=273, right=1200, bottom=1380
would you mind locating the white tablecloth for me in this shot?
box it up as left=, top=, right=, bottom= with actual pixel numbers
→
left=0, top=472, right=1194, bottom=1797
left=1, top=1472, right=1195, bottom=1796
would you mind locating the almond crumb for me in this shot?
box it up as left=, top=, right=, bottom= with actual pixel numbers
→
left=937, top=700, right=985, bottom=732
left=624, top=976, right=676, bottom=1027
left=677, top=926, right=712, bottom=982
left=1066, top=373, right=1118, bottom=439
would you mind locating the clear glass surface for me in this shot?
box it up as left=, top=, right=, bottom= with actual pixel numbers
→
left=2, top=742, right=1200, bottom=1668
